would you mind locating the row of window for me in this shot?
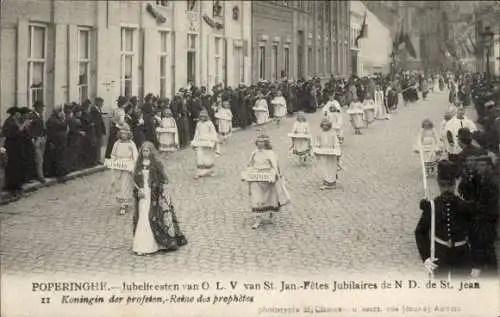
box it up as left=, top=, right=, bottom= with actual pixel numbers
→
left=27, top=24, right=246, bottom=106
left=257, top=43, right=346, bottom=80
left=28, top=25, right=91, bottom=107
left=258, top=46, right=291, bottom=81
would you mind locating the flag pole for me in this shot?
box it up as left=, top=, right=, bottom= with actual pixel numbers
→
left=418, top=136, right=435, bottom=279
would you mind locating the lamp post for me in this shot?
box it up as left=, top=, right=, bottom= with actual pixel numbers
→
left=480, top=26, right=494, bottom=77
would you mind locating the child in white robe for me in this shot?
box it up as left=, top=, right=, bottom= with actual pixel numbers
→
left=288, top=112, right=312, bottom=163
left=215, top=99, right=233, bottom=145
left=347, top=98, right=365, bottom=135
left=156, top=108, right=179, bottom=154
left=362, top=98, right=376, bottom=126
left=191, top=109, right=219, bottom=178
left=414, top=119, right=442, bottom=176
left=242, top=133, right=288, bottom=229
left=314, top=119, right=342, bottom=190
left=325, top=105, right=344, bottom=144
left=271, top=90, right=287, bottom=125
left=110, top=124, right=139, bottom=215
left=253, top=91, right=270, bottom=125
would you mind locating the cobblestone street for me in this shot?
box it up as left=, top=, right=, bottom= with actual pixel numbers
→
left=0, top=92, right=469, bottom=276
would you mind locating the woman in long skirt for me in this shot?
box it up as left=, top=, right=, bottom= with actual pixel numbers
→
left=253, top=91, right=270, bottom=125
left=192, top=109, right=219, bottom=178
left=242, top=133, right=287, bottom=229
left=288, top=112, right=312, bottom=163
left=271, top=90, right=287, bottom=126
left=110, top=124, right=138, bottom=214
left=156, top=108, right=179, bottom=154
left=132, top=142, right=187, bottom=255
left=374, top=86, right=388, bottom=120
left=314, top=119, right=342, bottom=190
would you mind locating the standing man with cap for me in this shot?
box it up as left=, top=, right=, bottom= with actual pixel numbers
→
left=29, top=101, right=47, bottom=183
left=445, top=108, right=478, bottom=162
left=415, top=160, right=476, bottom=279
left=458, top=153, right=499, bottom=277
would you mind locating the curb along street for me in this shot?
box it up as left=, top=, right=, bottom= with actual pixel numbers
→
left=0, top=118, right=280, bottom=207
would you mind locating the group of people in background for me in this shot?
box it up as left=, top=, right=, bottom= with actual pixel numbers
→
left=414, top=71, right=499, bottom=279
left=2, top=68, right=499, bottom=265
left=1, top=99, right=106, bottom=196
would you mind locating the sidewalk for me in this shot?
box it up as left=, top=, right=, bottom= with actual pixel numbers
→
left=0, top=118, right=279, bottom=206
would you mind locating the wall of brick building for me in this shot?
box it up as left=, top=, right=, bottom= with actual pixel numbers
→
left=251, top=1, right=351, bottom=84
left=251, top=3, right=294, bottom=82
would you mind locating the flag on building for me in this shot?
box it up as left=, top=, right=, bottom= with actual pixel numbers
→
left=468, top=34, right=478, bottom=54
left=392, top=18, right=416, bottom=59
left=355, top=12, right=368, bottom=48
left=440, top=43, right=452, bottom=60
left=393, top=23, right=405, bottom=50
left=403, top=34, right=417, bottom=58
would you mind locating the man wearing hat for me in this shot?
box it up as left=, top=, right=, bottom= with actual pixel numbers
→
left=90, top=97, right=107, bottom=165
left=445, top=108, right=478, bottom=162
left=2, top=106, right=27, bottom=195
left=415, top=160, right=476, bottom=278
left=455, top=127, right=489, bottom=178
left=458, top=151, right=498, bottom=277
left=29, top=101, right=47, bottom=183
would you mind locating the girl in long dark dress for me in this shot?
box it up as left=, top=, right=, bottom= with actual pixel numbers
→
left=132, top=142, right=187, bottom=255
left=44, top=106, right=68, bottom=179
left=1, top=107, right=28, bottom=195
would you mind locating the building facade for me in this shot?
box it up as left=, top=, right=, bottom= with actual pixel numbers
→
left=251, top=0, right=351, bottom=83
left=350, top=1, right=393, bottom=76
left=0, top=0, right=252, bottom=121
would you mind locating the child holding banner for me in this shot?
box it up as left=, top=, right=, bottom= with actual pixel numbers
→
left=110, top=124, right=139, bottom=215
left=156, top=108, right=179, bottom=154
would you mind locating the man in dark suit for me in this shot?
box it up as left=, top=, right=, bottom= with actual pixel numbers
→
left=415, top=160, right=476, bottom=278
left=455, top=128, right=489, bottom=179
left=29, top=101, right=47, bottom=183
left=90, top=97, right=106, bottom=165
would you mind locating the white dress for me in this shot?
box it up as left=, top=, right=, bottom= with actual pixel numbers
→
left=133, top=167, right=161, bottom=254
left=215, top=107, right=233, bottom=140
left=253, top=99, right=270, bottom=124
left=289, top=121, right=312, bottom=156
left=272, top=96, right=287, bottom=119
left=157, top=117, right=179, bottom=153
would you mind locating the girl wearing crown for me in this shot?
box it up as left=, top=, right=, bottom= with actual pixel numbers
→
left=156, top=108, right=179, bottom=154
left=314, top=119, right=342, bottom=190
left=325, top=102, right=345, bottom=144
left=288, top=111, right=312, bottom=164
left=132, top=141, right=187, bottom=255
left=242, top=133, right=289, bottom=229
left=191, top=109, right=219, bottom=178
left=110, top=123, right=139, bottom=215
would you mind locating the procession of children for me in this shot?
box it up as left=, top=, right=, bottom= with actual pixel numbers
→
left=103, top=74, right=453, bottom=256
